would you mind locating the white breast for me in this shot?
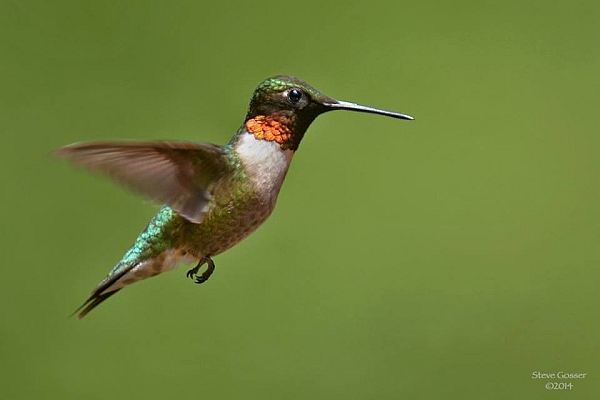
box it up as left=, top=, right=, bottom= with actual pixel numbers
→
left=235, top=133, right=294, bottom=201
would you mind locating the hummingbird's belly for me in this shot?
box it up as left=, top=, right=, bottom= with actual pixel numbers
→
left=186, top=197, right=275, bottom=257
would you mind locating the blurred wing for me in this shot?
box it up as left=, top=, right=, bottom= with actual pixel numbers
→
left=54, top=141, right=232, bottom=224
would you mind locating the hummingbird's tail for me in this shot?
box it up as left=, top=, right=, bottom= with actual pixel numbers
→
left=72, top=261, right=136, bottom=319
left=73, top=207, right=191, bottom=319
left=73, top=250, right=194, bottom=318
left=73, top=289, right=122, bottom=319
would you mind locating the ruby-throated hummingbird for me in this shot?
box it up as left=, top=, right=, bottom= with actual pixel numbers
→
left=55, top=75, right=413, bottom=318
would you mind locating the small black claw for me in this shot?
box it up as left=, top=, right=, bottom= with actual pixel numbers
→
left=188, top=256, right=216, bottom=285
left=186, top=264, right=200, bottom=279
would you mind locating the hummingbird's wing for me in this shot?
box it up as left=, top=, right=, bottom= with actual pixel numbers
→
left=54, top=141, right=232, bottom=224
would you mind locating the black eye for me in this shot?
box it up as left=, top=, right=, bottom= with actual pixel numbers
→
left=288, top=88, right=303, bottom=104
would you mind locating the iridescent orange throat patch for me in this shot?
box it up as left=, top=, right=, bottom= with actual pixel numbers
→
left=245, top=115, right=295, bottom=149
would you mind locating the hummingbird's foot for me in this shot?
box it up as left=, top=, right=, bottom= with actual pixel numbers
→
left=186, top=256, right=215, bottom=285
left=195, top=256, right=215, bottom=284
left=186, top=265, right=200, bottom=279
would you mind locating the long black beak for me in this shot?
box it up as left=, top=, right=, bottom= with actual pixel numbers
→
left=323, top=100, right=414, bottom=120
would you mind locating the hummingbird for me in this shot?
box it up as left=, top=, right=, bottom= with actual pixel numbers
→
left=55, top=75, right=413, bottom=318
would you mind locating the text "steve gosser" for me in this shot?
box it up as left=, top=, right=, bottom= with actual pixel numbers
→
left=532, top=371, right=587, bottom=379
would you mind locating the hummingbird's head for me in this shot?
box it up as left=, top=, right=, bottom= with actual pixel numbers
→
left=244, top=75, right=413, bottom=150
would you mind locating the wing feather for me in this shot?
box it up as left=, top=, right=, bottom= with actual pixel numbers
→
left=54, top=141, right=231, bottom=223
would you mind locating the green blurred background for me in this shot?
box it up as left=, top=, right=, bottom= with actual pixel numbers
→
left=2, top=1, right=598, bottom=398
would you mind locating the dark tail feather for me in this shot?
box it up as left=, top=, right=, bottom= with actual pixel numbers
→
left=72, top=289, right=122, bottom=319
left=72, top=259, right=139, bottom=319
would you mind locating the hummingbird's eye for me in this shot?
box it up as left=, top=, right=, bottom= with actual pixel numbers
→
left=287, top=88, right=303, bottom=104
